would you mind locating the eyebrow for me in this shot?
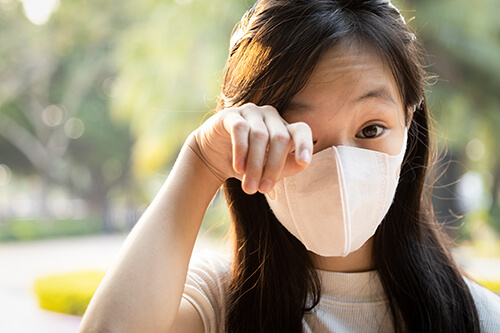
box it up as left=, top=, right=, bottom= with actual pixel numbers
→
left=286, top=101, right=312, bottom=112
left=355, top=88, right=397, bottom=106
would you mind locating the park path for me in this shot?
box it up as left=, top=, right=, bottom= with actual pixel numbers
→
left=0, top=233, right=498, bottom=333
left=0, top=233, right=228, bottom=333
left=0, top=234, right=127, bottom=333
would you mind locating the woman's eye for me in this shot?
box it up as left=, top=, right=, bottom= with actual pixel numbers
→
left=356, top=125, right=385, bottom=139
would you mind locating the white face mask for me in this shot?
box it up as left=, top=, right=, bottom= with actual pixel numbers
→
left=265, top=131, right=408, bottom=257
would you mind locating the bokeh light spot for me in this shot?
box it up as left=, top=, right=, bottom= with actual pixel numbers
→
left=19, top=0, right=60, bottom=25
left=0, top=164, right=12, bottom=186
left=64, top=118, right=85, bottom=139
left=102, top=76, right=122, bottom=98
left=466, top=138, right=486, bottom=162
left=42, top=104, right=65, bottom=127
left=457, top=171, right=486, bottom=212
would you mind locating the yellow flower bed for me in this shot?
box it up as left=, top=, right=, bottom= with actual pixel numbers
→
left=32, top=269, right=499, bottom=317
left=33, top=271, right=106, bottom=316
left=476, top=278, right=500, bottom=295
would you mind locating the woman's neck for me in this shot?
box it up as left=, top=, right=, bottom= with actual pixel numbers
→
left=309, top=237, right=375, bottom=273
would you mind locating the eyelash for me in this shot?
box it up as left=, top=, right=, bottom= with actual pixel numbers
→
left=309, top=125, right=386, bottom=147
left=355, top=124, right=386, bottom=139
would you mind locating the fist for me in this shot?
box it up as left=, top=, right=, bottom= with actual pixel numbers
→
left=189, top=103, right=313, bottom=195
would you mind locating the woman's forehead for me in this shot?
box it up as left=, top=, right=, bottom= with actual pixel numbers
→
left=285, top=43, right=405, bottom=125
left=296, top=44, right=400, bottom=104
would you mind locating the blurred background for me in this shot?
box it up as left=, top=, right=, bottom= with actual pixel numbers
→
left=0, top=0, right=499, bottom=331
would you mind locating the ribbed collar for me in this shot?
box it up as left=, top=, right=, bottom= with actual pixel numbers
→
left=316, top=269, right=387, bottom=303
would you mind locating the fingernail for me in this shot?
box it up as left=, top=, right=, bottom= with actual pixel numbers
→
left=245, top=178, right=258, bottom=194
left=299, top=149, right=311, bottom=164
left=259, top=179, right=273, bottom=193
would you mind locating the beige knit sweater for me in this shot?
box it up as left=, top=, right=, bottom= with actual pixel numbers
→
left=182, top=251, right=500, bottom=332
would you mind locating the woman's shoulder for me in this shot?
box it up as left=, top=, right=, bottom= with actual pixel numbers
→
left=184, top=249, right=232, bottom=300
left=182, top=250, right=232, bottom=333
left=464, top=277, right=500, bottom=332
left=187, top=249, right=232, bottom=281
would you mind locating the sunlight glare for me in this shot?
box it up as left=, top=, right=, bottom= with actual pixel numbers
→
left=19, top=0, right=59, bottom=25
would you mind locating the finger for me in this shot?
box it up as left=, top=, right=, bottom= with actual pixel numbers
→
left=240, top=108, right=269, bottom=194
left=221, top=110, right=249, bottom=174
left=258, top=112, right=292, bottom=193
left=287, top=121, right=313, bottom=166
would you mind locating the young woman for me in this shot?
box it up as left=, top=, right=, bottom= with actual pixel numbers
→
left=79, top=0, right=500, bottom=332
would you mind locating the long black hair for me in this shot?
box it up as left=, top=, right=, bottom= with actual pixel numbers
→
left=218, top=1, right=480, bottom=332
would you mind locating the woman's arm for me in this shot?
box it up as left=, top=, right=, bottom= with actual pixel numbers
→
left=78, top=104, right=313, bottom=332
left=78, top=139, right=222, bottom=333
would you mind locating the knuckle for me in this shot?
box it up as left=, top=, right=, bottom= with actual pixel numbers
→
left=251, top=128, right=269, bottom=141
left=271, top=132, right=290, bottom=146
left=289, top=122, right=312, bottom=139
left=259, top=105, right=278, bottom=113
left=232, top=119, right=249, bottom=133
left=293, top=121, right=310, bottom=131
left=220, top=107, right=235, bottom=116
left=218, top=109, right=235, bottom=123
left=216, top=109, right=228, bottom=121
left=240, top=103, right=258, bottom=114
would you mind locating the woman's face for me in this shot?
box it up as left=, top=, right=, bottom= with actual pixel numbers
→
left=283, top=42, right=408, bottom=156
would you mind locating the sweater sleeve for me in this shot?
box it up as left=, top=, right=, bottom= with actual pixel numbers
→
left=465, top=278, right=500, bottom=332
left=182, top=250, right=231, bottom=333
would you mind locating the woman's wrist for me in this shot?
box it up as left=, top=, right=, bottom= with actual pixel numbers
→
left=183, top=132, right=228, bottom=188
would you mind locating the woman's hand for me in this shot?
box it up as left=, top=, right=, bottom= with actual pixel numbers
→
left=188, top=103, right=313, bottom=194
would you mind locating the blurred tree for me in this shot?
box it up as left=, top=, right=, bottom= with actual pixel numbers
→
left=0, top=0, right=248, bottom=229
left=109, top=0, right=248, bottom=181
left=397, top=0, right=500, bottom=234
left=0, top=0, right=132, bottom=229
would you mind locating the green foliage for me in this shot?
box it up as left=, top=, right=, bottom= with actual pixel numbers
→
left=0, top=0, right=134, bottom=233
left=490, top=205, right=500, bottom=233
left=395, top=0, right=500, bottom=233
left=0, top=0, right=249, bottom=228
left=0, top=218, right=101, bottom=242
left=34, top=271, right=106, bottom=316
left=110, top=0, right=248, bottom=179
